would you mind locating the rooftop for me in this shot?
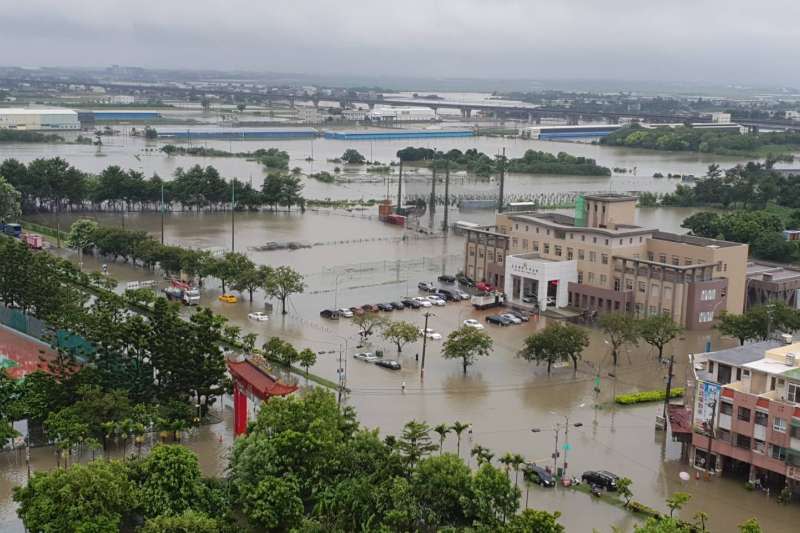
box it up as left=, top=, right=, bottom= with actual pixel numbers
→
left=0, top=107, right=77, bottom=115
left=582, top=193, right=637, bottom=203
left=652, top=230, right=743, bottom=249
left=746, top=261, right=800, bottom=282
left=508, top=212, right=652, bottom=237
left=510, top=252, right=564, bottom=263
left=706, top=340, right=782, bottom=366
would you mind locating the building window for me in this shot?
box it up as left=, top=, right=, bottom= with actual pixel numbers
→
left=719, top=401, right=733, bottom=416
left=626, top=279, right=633, bottom=290
left=737, top=407, right=751, bottom=422
left=659, top=254, right=667, bottom=263
left=619, top=239, right=623, bottom=245
left=555, top=245, right=562, bottom=257
left=701, top=289, right=717, bottom=301
left=512, top=238, right=518, bottom=248
left=735, top=434, right=751, bottom=449
left=605, top=239, right=609, bottom=245
left=581, top=235, right=585, bottom=241
left=589, top=251, right=596, bottom=262
left=754, top=411, right=768, bottom=426
left=770, top=444, right=787, bottom=461
left=522, top=239, right=529, bottom=250
left=567, top=248, right=574, bottom=260
left=588, top=272, right=595, bottom=283
left=788, top=382, right=800, bottom=403
left=614, top=278, right=621, bottom=290
left=672, top=256, right=680, bottom=266
left=601, top=254, right=609, bottom=265
left=577, top=271, right=583, bottom=284
left=717, top=428, right=731, bottom=443
left=578, top=249, right=585, bottom=260
left=649, top=305, right=656, bottom=314
left=515, top=224, right=519, bottom=230
left=651, top=283, right=659, bottom=296
left=638, top=282, right=646, bottom=293
left=685, top=258, right=693, bottom=265
left=699, top=311, right=714, bottom=323
left=647, top=252, right=654, bottom=261
left=544, top=243, right=550, bottom=254
left=469, top=248, right=475, bottom=257
left=774, top=417, right=787, bottom=433
left=600, top=274, right=607, bottom=286
left=593, top=237, right=597, bottom=243
left=753, top=439, right=766, bottom=454
left=525, top=225, right=529, bottom=231
left=716, top=261, right=722, bottom=272
left=546, top=229, right=550, bottom=235
left=496, top=254, right=504, bottom=264
left=533, top=241, right=539, bottom=252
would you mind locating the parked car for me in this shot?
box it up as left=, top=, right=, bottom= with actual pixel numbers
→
left=546, top=297, right=555, bottom=306
left=377, top=303, right=394, bottom=312
left=248, top=311, right=270, bottom=321
left=412, top=297, right=433, bottom=308
left=418, top=281, right=437, bottom=292
left=475, top=281, right=494, bottom=293
left=402, top=298, right=422, bottom=309
left=508, top=310, right=530, bottom=322
left=456, top=274, right=475, bottom=287
left=581, top=471, right=619, bottom=491
left=391, top=301, right=406, bottom=310
left=455, top=290, right=471, bottom=301
left=522, top=295, right=538, bottom=304
left=320, top=309, right=340, bottom=319
left=363, top=304, right=381, bottom=313
left=438, top=274, right=456, bottom=283
left=338, top=308, right=354, bottom=318
left=486, top=315, right=512, bottom=326
left=463, top=319, right=485, bottom=330
left=524, top=464, right=555, bottom=487
left=350, top=306, right=365, bottom=316
left=434, top=289, right=458, bottom=301
left=427, top=295, right=446, bottom=306
left=218, top=293, right=238, bottom=303
left=353, top=352, right=378, bottom=363
left=375, top=359, right=401, bottom=370
left=501, top=313, right=522, bottom=324
left=420, top=328, right=442, bottom=340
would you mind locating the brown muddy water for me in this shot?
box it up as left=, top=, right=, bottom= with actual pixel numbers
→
left=3, top=210, right=800, bottom=532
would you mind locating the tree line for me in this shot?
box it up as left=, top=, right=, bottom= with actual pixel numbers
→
left=600, top=124, right=800, bottom=156
left=396, top=147, right=611, bottom=176
left=0, top=157, right=304, bottom=214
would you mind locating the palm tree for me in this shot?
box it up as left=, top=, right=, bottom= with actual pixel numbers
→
left=451, top=421, right=470, bottom=458
left=499, top=452, right=515, bottom=478
left=511, top=453, right=526, bottom=488
left=433, top=423, right=451, bottom=454
left=522, top=467, right=534, bottom=508
left=470, top=444, right=485, bottom=467
left=481, top=450, right=494, bottom=465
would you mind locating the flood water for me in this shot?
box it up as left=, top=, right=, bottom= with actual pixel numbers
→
left=2, top=133, right=800, bottom=532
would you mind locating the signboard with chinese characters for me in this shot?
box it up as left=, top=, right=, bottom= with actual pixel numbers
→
left=693, top=380, right=721, bottom=436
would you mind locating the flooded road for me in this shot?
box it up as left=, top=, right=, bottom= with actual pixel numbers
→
left=3, top=209, right=799, bottom=532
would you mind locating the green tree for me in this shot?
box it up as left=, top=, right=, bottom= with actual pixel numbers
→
left=411, top=454, right=473, bottom=528
left=666, top=491, right=691, bottom=519
left=0, top=175, right=21, bottom=220
left=382, top=320, right=421, bottom=354
left=137, top=444, right=202, bottom=518
left=264, top=265, right=305, bottom=315
left=617, top=477, right=633, bottom=506
left=450, top=421, right=470, bottom=458
left=599, top=312, right=640, bottom=366
left=210, top=252, right=254, bottom=294
left=464, top=463, right=521, bottom=528
left=738, top=517, right=763, bottom=533
left=352, top=312, right=389, bottom=342
left=639, top=314, right=683, bottom=361
left=297, top=348, right=317, bottom=376
left=442, top=325, right=493, bottom=374
left=398, top=420, right=438, bottom=465
left=66, top=218, right=99, bottom=267
left=140, top=510, right=220, bottom=533
left=13, top=460, right=135, bottom=532
left=717, top=311, right=757, bottom=345
left=341, top=149, right=366, bottom=164
left=635, top=517, right=693, bottom=532
left=232, top=264, right=271, bottom=302
left=242, top=475, right=304, bottom=532
left=693, top=511, right=710, bottom=531
left=433, top=423, right=451, bottom=454
left=506, top=509, right=564, bottom=532
left=518, top=322, right=589, bottom=374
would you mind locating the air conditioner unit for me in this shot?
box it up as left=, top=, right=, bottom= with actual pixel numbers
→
left=781, top=333, right=793, bottom=345
left=786, top=353, right=797, bottom=367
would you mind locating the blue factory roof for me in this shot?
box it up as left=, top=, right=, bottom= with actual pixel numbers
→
left=156, top=127, right=319, bottom=140
left=92, top=111, right=162, bottom=120
left=323, top=129, right=474, bottom=141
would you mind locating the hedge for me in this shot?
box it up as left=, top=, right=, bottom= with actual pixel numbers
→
left=615, top=388, right=684, bottom=405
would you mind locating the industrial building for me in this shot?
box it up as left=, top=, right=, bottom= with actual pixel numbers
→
left=323, top=129, right=473, bottom=141
left=462, top=193, right=749, bottom=330
left=156, top=126, right=318, bottom=140
left=366, top=106, right=437, bottom=122
left=91, top=110, right=162, bottom=121
left=746, top=262, right=800, bottom=310
left=0, top=108, right=80, bottom=131
left=690, top=340, right=800, bottom=494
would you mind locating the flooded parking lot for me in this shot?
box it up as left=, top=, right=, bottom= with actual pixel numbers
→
left=3, top=208, right=800, bottom=532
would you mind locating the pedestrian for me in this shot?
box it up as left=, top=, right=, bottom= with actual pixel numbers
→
left=468, top=427, right=473, bottom=441
left=401, top=381, right=406, bottom=393
left=415, top=352, right=419, bottom=361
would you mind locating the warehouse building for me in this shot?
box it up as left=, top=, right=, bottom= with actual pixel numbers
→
left=0, top=108, right=80, bottom=130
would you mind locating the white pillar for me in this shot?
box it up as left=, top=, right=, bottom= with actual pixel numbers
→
left=556, top=279, right=569, bottom=308
left=537, top=278, right=546, bottom=309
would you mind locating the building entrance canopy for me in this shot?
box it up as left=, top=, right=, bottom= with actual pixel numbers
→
left=504, top=253, right=577, bottom=309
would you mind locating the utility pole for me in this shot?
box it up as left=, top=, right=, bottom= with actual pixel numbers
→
left=442, top=161, right=450, bottom=233
left=497, top=147, right=506, bottom=213
left=663, top=353, right=675, bottom=421
left=160, top=181, right=165, bottom=245
left=563, top=416, right=570, bottom=477
left=231, top=180, right=236, bottom=252
left=421, top=311, right=432, bottom=380
left=429, top=167, right=437, bottom=229
left=397, top=160, right=403, bottom=211
left=337, top=345, right=344, bottom=407
left=552, top=423, right=560, bottom=475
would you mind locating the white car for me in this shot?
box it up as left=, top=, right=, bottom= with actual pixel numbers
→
left=420, top=328, right=442, bottom=340
left=427, top=295, right=446, bottom=306
left=354, top=352, right=378, bottom=363
left=501, top=313, right=522, bottom=324
left=248, top=311, right=270, bottom=321
left=338, top=308, right=354, bottom=318
left=412, top=297, right=433, bottom=308
left=463, top=319, right=485, bottom=330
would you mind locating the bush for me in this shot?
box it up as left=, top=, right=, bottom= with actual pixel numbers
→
left=615, top=388, right=684, bottom=405
left=628, top=500, right=661, bottom=517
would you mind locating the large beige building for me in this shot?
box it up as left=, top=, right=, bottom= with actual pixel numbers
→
left=0, top=108, right=80, bottom=130
left=463, top=193, right=749, bottom=330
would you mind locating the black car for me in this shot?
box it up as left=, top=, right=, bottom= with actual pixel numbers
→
left=434, top=289, right=458, bottom=301
left=375, top=359, right=401, bottom=370
left=456, top=274, right=475, bottom=287
left=486, top=315, right=512, bottom=326
left=581, top=470, right=619, bottom=491
left=438, top=274, right=456, bottom=283
left=320, top=309, right=340, bottom=319
left=418, top=281, right=436, bottom=292
left=524, top=464, right=555, bottom=487
left=391, top=301, right=406, bottom=310
left=402, top=298, right=422, bottom=309
left=377, top=303, right=394, bottom=312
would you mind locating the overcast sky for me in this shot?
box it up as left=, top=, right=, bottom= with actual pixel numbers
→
left=2, top=0, right=798, bottom=86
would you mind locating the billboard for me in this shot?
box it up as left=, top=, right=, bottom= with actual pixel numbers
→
left=693, top=380, right=721, bottom=436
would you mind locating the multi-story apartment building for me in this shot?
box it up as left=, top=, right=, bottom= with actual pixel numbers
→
left=690, top=340, right=800, bottom=492
left=462, top=193, right=749, bottom=330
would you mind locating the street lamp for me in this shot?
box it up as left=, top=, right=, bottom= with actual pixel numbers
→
left=532, top=416, right=584, bottom=479
left=420, top=311, right=435, bottom=380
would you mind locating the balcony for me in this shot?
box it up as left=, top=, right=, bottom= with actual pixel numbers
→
left=754, top=424, right=767, bottom=441
left=719, top=413, right=732, bottom=430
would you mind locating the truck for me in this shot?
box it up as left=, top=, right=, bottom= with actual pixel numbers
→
left=23, top=233, right=44, bottom=250
left=1, top=223, right=22, bottom=238
left=162, top=286, right=200, bottom=306
left=471, top=292, right=504, bottom=310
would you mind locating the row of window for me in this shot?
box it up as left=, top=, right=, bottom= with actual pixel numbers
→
left=645, top=252, right=728, bottom=272
left=720, top=401, right=789, bottom=432
left=511, top=222, right=646, bottom=246
left=721, top=429, right=788, bottom=460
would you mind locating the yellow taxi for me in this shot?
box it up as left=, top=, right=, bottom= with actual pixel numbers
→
left=218, top=293, right=238, bottom=304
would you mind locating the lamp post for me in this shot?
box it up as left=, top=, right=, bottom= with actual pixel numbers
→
left=532, top=416, right=583, bottom=479
left=420, top=311, right=434, bottom=380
